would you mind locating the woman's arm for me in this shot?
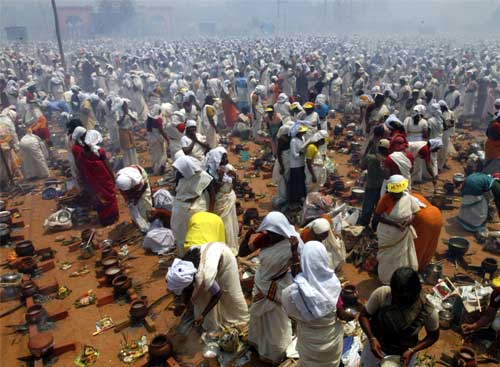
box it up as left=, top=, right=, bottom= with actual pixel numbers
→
left=194, top=289, right=222, bottom=326
left=306, top=158, right=316, bottom=182
left=401, top=328, right=439, bottom=367
left=359, top=306, right=385, bottom=359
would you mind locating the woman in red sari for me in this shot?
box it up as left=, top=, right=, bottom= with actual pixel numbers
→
left=73, top=128, right=119, bottom=226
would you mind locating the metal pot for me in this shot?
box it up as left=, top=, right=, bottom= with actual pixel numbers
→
left=15, top=240, right=35, bottom=257
left=101, top=246, right=117, bottom=260
left=424, top=263, right=442, bottom=285
left=0, top=223, right=10, bottom=246
left=0, top=211, right=11, bottom=225
left=453, top=173, right=465, bottom=187
left=28, top=332, right=54, bottom=358
left=439, top=310, right=454, bottom=329
left=446, top=237, right=469, bottom=258
left=351, top=187, right=365, bottom=200
left=380, top=355, right=402, bottom=367
left=0, top=200, right=6, bottom=211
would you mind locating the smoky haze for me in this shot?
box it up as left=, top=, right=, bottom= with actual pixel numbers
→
left=0, top=0, right=499, bottom=42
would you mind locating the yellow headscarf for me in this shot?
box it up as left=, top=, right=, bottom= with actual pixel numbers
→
left=184, top=212, right=226, bottom=251
left=387, top=175, right=409, bottom=193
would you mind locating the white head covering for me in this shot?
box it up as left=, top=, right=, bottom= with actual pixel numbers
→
left=255, top=85, right=266, bottom=95
left=412, top=104, right=426, bottom=116
left=288, top=241, right=341, bottom=321
left=84, top=129, right=103, bottom=156
left=205, top=146, right=227, bottom=175
left=153, top=189, right=174, bottom=211
left=438, top=100, right=448, bottom=109
left=315, top=94, right=326, bottom=104
left=258, top=211, right=300, bottom=240
left=277, top=93, right=288, bottom=103
left=166, top=258, right=197, bottom=295
left=186, top=119, right=197, bottom=128
left=429, top=138, right=443, bottom=150
left=116, top=167, right=144, bottom=191
left=428, top=103, right=442, bottom=118
left=309, top=218, right=331, bottom=235
left=173, top=155, right=201, bottom=179
left=72, top=126, right=87, bottom=144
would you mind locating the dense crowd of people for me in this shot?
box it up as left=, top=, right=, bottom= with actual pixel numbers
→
left=1, top=36, right=500, bottom=366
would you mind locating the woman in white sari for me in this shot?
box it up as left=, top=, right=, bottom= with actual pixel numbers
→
left=205, top=147, right=239, bottom=252
left=242, top=212, right=300, bottom=365
left=166, top=242, right=249, bottom=331
left=374, top=175, right=421, bottom=284
left=171, top=155, right=214, bottom=254
left=282, top=241, right=344, bottom=367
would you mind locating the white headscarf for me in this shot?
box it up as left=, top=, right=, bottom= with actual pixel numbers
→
left=173, top=155, right=201, bottom=179
left=153, top=189, right=174, bottom=211
left=84, top=129, right=103, bottom=156
left=116, top=166, right=143, bottom=191
left=309, top=218, right=331, bottom=235
left=257, top=211, right=301, bottom=240
left=166, top=258, right=197, bottom=295
left=205, top=146, right=227, bottom=175
left=72, top=126, right=87, bottom=145
left=185, top=119, right=197, bottom=128
left=288, top=241, right=341, bottom=321
left=277, top=93, right=288, bottom=103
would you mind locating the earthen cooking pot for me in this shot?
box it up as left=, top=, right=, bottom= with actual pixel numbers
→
left=17, top=257, right=37, bottom=274
left=101, top=246, right=117, bottom=260
left=105, top=266, right=122, bottom=283
left=129, top=299, right=148, bottom=320
left=149, top=334, right=173, bottom=359
left=341, top=284, right=359, bottom=306
left=28, top=332, right=54, bottom=358
left=25, top=304, right=47, bottom=324
left=112, top=275, right=132, bottom=293
left=101, top=256, right=119, bottom=269
left=21, top=280, right=39, bottom=297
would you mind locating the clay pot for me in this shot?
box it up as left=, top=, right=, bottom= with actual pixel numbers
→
left=21, top=280, right=39, bottom=297
left=112, top=275, right=132, bottom=293
left=0, top=223, right=10, bottom=246
left=481, top=257, right=498, bottom=278
left=0, top=200, right=5, bottom=211
left=149, top=334, right=173, bottom=360
left=28, top=332, right=54, bottom=358
left=17, top=257, right=37, bottom=274
left=129, top=299, right=148, bottom=320
left=454, top=347, right=476, bottom=367
left=443, top=181, right=455, bottom=195
left=101, top=256, right=119, bottom=269
left=25, top=304, right=47, bottom=324
left=105, top=266, right=122, bottom=283
left=101, top=246, right=117, bottom=260
left=341, top=284, right=359, bottom=306
left=15, top=240, right=35, bottom=257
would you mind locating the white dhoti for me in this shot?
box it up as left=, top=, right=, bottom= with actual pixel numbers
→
left=214, top=186, right=239, bottom=253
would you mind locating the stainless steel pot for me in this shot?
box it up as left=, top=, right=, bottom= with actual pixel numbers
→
left=0, top=211, right=11, bottom=224
left=439, top=310, right=454, bottom=329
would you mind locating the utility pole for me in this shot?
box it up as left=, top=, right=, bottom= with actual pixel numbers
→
left=51, top=0, right=66, bottom=71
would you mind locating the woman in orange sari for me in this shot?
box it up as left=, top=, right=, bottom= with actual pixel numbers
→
left=410, top=193, right=443, bottom=270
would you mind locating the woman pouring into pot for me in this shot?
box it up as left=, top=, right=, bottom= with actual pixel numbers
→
left=359, top=267, right=440, bottom=367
